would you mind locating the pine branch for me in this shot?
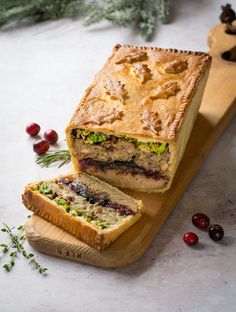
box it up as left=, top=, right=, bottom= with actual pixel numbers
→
left=85, top=0, right=141, bottom=26
left=139, top=0, right=158, bottom=41
left=85, top=0, right=172, bottom=40
left=0, top=0, right=85, bottom=25
left=157, top=0, right=171, bottom=23
left=0, top=0, right=173, bottom=40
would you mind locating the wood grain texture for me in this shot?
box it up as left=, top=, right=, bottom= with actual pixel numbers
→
left=26, top=24, right=236, bottom=268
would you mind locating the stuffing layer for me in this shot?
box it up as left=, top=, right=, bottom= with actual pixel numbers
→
left=31, top=176, right=137, bottom=230
left=72, top=130, right=171, bottom=174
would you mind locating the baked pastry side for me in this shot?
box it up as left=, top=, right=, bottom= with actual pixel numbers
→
left=66, top=44, right=211, bottom=192
left=22, top=172, right=144, bottom=251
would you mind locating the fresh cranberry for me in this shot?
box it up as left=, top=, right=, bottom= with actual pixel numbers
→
left=192, top=213, right=210, bottom=229
left=26, top=123, right=40, bottom=136
left=208, top=224, right=224, bottom=241
left=44, top=129, right=58, bottom=145
left=183, top=232, right=198, bottom=246
left=33, top=140, right=50, bottom=155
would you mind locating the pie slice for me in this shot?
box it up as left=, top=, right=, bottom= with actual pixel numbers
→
left=22, top=172, right=143, bottom=251
left=66, top=44, right=211, bottom=193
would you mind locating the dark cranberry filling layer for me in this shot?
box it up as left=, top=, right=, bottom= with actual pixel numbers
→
left=79, top=158, right=167, bottom=181
left=59, top=178, right=134, bottom=216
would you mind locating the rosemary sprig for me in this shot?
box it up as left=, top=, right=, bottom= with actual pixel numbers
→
left=1, top=223, right=48, bottom=275
left=36, top=150, right=71, bottom=168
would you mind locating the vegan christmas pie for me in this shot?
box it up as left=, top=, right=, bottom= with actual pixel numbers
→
left=22, top=172, right=143, bottom=251
left=66, top=44, right=211, bottom=192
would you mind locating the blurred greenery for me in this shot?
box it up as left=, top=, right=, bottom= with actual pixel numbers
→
left=0, top=0, right=171, bottom=40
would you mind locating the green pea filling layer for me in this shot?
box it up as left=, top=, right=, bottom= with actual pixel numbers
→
left=37, top=182, right=110, bottom=229
left=71, top=129, right=168, bottom=155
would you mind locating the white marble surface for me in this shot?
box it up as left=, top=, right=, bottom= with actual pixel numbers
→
left=0, top=0, right=236, bottom=311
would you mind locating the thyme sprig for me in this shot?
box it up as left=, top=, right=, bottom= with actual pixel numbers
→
left=36, top=150, right=71, bottom=168
left=1, top=223, right=48, bottom=275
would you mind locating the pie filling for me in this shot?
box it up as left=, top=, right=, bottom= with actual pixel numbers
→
left=31, top=176, right=136, bottom=230
left=79, top=158, right=167, bottom=181
left=59, top=178, right=134, bottom=215
left=71, top=129, right=171, bottom=181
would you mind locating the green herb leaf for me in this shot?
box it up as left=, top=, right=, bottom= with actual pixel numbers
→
left=85, top=133, right=108, bottom=144
left=137, top=142, right=167, bottom=155
left=157, top=143, right=167, bottom=155
left=55, top=198, right=67, bottom=206
left=3, top=264, right=10, bottom=271
left=17, top=225, right=25, bottom=231
left=39, top=183, right=52, bottom=195
left=95, top=220, right=110, bottom=229
left=36, top=150, right=71, bottom=168
left=54, top=198, right=71, bottom=212
left=76, top=129, right=109, bottom=144
left=1, top=222, right=48, bottom=275
left=137, top=143, right=152, bottom=153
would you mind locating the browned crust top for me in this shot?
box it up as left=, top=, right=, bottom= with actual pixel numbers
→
left=67, top=44, right=211, bottom=142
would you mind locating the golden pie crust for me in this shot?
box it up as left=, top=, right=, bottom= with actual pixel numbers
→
left=66, top=44, right=211, bottom=192
left=22, top=173, right=143, bottom=251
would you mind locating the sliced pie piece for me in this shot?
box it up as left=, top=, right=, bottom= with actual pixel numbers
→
left=22, top=172, right=143, bottom=251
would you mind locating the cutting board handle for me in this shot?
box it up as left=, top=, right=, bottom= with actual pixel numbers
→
left=208, top=23, right=236, bottom=59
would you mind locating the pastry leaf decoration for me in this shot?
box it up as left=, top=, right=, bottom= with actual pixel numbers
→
left=159, top=60, right=188, bottom=74
left=115, top=49, right=147, bottom=64
left=77, top=100, right=123, bottom=126
left=150, top=81, right=180, bottom=100
left=104, top=79, right=128, bottom=103
left=141, top=109, right=162, bottom=134
left=131, top=63, right=152, bottom=83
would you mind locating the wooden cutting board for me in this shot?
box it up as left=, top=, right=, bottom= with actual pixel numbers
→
left=26, top=23, right=236, bottom=268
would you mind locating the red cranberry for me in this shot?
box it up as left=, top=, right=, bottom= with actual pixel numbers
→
left=33, top=140, right=49, bottom=155
left=44, top=129, right=58, bottom=145
left=192, top=213, right=210, bottom=229
left=26, top=123, right=40, bottom=136
left=209, top=224, right=224, bottom=241
left=183, top=232, right=198, bottom=246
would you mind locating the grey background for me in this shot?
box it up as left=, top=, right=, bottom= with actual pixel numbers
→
left=0, top=1, right=236, bottom=311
